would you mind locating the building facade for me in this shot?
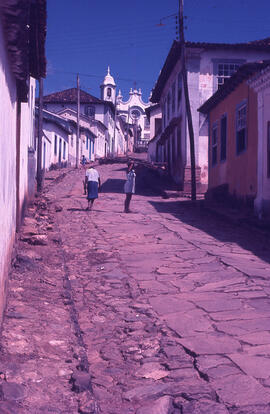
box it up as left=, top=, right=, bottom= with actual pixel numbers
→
left=57, top=108, right=98, bottom=164
left=43, top=88, right=111, bottom=160
left=150, top=39, right=270, bottom=191
left=199, top=62, right=269, bottom=215
left=41, top=109, right=71, bottom=170
left=0, top=0, right=46, bottom=322
left=101, top=67, right=151, bottom=153
left=145, top=104, right=162, bottom=162
left=249, top=65, right=270, bottom=217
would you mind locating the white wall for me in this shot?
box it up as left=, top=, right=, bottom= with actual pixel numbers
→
left=0, top=20, right=18, bottom=321
left=19, top=77, right=36, bottom=215
left=253, top=80, right=270, bottom=217
left=42, top=122, right=69, bottom=169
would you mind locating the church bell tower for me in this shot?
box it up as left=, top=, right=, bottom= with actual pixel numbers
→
left=100, top=66, right=116, bottom=103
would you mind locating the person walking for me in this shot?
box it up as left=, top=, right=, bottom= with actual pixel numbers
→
left=81, top=155, right=87, bottom=167
left=124, top=161, right=136, bottom=213
left=85, top=163, right=101, bottom=211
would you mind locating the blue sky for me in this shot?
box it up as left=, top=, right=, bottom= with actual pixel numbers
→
left=45, top=0, right=270, bottom=102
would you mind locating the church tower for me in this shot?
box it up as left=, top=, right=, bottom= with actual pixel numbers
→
left=100, top=66, right=116, bottom=103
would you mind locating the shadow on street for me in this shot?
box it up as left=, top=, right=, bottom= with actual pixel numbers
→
left=149, top=199, right=270, bottom=265
left=101, top=176, right=160, bottom=197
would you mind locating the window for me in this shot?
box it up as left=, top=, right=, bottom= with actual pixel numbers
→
left=107, top=87, right=112, bottom=98
left=155, top=118, right=162, bottom=135
left=267, top=122, right=270, bottom=178
left=178, top=72, right=182, bottom=107
left=54, top=134, right=57, bottom=155
left=85, top=105, right=95, bottom=118
left=173, top=129, right=177, bottom=163
left=144, top=117, right=150, bottom=129
left=63, top=141, right=66, bottom=159
left=217, top=63, right=240, bottom=89
left=177, top=126, right=181, bottom=158
left=220, top=115, right=227, bottom=161
left=212, top=123, right=218, bottom=166
left=43, top=142, right=46, bottom=168
left=172, top=81, right=176, bottom=114
left=236, top=103, right=247, bottom=155
left=131, top=109, right=141, bottom=120
left=167, top=91, right=171, bottom=121
left=86, top=136, right=89, bottom=150
left=163, top=100, right=166, bottom=128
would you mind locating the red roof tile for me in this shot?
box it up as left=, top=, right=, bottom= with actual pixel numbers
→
left=43, top=88, right=103, bottom=104
left=151, top=38, right=270, bottom=103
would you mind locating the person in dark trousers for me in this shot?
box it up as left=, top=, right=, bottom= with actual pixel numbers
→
left=81, top=155, right=87, bottom=166
left=124, top=161, right=136, bottom=213
left=85, top=163, right=101, bottom=211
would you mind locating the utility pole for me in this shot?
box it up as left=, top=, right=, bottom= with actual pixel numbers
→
left=112, top=93, right=117, bottom=156
left=179, top=0, right=196, bottom=200
left=37, top=77, right=44, bottom=192
left=126, top=106, right=130, bottom=156
left=76, top=74, right=80, bottom=168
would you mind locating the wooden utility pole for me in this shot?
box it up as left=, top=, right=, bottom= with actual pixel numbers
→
left=179, top=0, right=196, bottom=200
left=76, top=74, right=80, bottom=168
left=37, top=77, right=44, bottom=192
left=112, top=93, right=117, bottom=156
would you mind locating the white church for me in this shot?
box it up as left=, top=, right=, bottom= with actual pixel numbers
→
left=100, top=67, right=151, bottom=151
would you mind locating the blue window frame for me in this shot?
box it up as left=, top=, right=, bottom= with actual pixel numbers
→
left=178, top=72, right=182, bottom=107
left=267, top=122, right=270, bottom=178
left=54, top=134, right=57, bottom=155
left=212, top=123, right=218, bottom=166
left=220, top=115, right=227, bottom=162
left=236, top=102, right=247, bottom=155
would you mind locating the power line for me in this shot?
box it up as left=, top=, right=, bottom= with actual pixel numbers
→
left=46, top=25, right=175, bottom=52
left=48, top=69, right=155, bottom=85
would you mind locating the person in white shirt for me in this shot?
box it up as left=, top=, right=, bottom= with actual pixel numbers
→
left=124, top=161, right=136, bottom=213
left=85, top=163, right=101, bottom=211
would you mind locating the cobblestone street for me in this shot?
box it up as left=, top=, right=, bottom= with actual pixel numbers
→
left=1, top=163, right=270, bottom=413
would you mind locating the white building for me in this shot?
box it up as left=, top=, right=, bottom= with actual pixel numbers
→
left=249, top=65, right=270, bottom=217
left=43, top=88, right=111, bottom=159
left=145, top=104, right=162, bottom=162
left=100, top=67, right=151, bottom=153
left=0, top=0, right=46, bottom=322
left=57, top=108, right=99, bottom=163
left=150, top=38, right=270, bottom=192
left=41, top=109, right=71, bottom=170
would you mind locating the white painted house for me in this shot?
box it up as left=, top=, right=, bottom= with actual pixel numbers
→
left=57, top=108, right=98, bottom=163
left=41, top=109, right=71, bottom=170
left=145, top=104, right=162, bottom=162
left=43, top=88, right=114, bottom=159
left=0, top=0, right=46, bottom=322
left=249, top=65, right=270, bottom=217
left=150, top=38, right=270, bottom=192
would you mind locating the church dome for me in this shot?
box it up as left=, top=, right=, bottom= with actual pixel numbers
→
left=101, top=66, right=116, bottom=86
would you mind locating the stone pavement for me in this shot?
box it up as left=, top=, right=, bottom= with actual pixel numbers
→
left=1, top=163, right=270, bottom=413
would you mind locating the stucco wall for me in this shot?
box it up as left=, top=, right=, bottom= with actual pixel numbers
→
left=43, top=122, right=69, bottom=169
left=19, top=77, right=36, bottom=220
left=254, top=84, right=270, bottom=216
left=0, top=21, right=17, bottom=321
left=208, top=82, right=258, bottom=201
